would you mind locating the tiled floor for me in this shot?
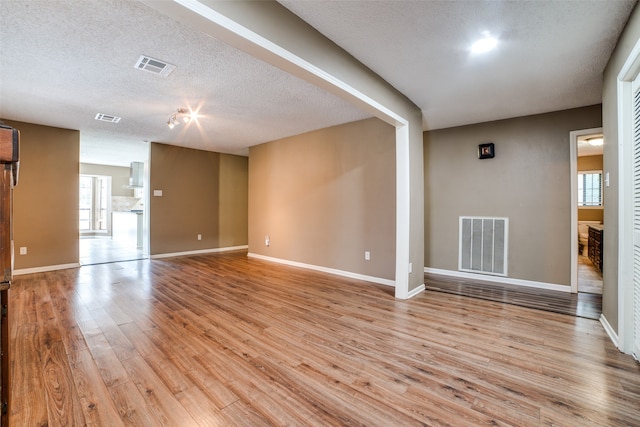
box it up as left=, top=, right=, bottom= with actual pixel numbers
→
left=79, top=237, right=146, bottom=265
left=79, top=214, right=146, bottom=265
left=578, top=254, right=603, bottom=295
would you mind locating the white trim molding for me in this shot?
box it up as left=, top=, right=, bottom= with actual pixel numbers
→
left=407, top=284, right=425, bottom=299
left=151, top=245, right=248, bottom=260
left=600, top=314, right=619, bottom=349
left=614, top=35, right=640, bottom=355
left=424, top=267, right=571, bottom=293
left=14, top=263, right=81, bottom=276
left=248, top=253, right=395, bottom=287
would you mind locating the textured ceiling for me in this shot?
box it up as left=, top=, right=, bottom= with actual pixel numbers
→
left=0, top=0, right=636, bottom=166
left=0, top=0, right=370, bottom=165
left=279, top=0, right=636, bottom=131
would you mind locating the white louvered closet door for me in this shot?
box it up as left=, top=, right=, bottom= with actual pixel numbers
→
left=632, top=78, right=640, bottom=359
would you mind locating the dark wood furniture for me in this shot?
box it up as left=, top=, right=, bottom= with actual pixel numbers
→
left=0, top=124, right=19, bottom=426
left=588, top=224, right=604, bottom=274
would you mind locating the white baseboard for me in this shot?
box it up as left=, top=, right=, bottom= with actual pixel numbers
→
left=599, top=314, right=619, bottom=349
left=407, top=283, right=425, bottom=298
left=151, top=245, right=248, bottom=259
left=14, top=262, right=81, bottom=276
left=247, top=253, right=395, bottom=287
left=424, top=267, right=571, bottom=293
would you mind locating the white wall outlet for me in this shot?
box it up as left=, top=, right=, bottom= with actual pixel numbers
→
left=153, top=189, right=163, bottom=197
left=364, top=251, right=370, bottom=261
left=19, top=247, right=27, bottom=255
left=265, top=234, right=270, bottom=247
left=197, top=234, right=202, bottom=241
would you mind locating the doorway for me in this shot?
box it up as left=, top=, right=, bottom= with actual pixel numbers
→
left=79, top=140, right=149, bottom=265
left=570, top=128, right=604, bottom=295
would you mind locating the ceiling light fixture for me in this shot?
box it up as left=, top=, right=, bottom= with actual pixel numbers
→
left=587, top=137, right=604, bottom=146
left=167, top=108, right=194, bottom=129
left=471, top=34, right=498, bottom=54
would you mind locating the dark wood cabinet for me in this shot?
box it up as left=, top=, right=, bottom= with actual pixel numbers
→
left=588, top=225, right=604, bottom=274
left=0, top=124, right=18, bottom=426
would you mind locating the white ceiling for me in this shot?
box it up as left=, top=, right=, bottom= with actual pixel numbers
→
left=0, top=0, right=635, bottom=167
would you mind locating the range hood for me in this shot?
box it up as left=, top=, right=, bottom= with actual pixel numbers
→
left=128, top=161, right=144, bottom=188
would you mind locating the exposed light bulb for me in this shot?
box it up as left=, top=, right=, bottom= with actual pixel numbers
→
left=471, top=35, right=498, bottom=54
left=182, top=114, right=191, bottom=123
left=167, top=119, right=175, bottom=129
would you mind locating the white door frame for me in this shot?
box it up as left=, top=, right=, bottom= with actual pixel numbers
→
left=569, top=127, right=603, bottom=293
left=615, top=37, right=640, bottom=354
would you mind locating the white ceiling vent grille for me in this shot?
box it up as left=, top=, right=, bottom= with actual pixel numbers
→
left=134, top=55, right=176, bottom=77
left=94, top=113, right=121, bottom=123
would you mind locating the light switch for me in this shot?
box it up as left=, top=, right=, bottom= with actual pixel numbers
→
left=153, top=189, right=163, bottom=197
left=605, top=172, right=610, bottom=187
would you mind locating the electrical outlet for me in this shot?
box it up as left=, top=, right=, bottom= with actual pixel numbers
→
left=365, top=251, right=370, bottom=261
left=197, top=234, right=202, bottom=241
left=19, top=247, right=27, bottom=255
left=265, top=234, right=270, bottom=247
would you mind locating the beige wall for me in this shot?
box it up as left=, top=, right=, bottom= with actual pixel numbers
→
left=424, top=105, right=602, bottom=286
left=150, top=0, right=424, bottom=293
left=80, top=163, right=133, bottom=197
left=248, top=118, right=396, bottom=280
left=577, top=155, right=604, bottom=222
left=149, top=143, right=247, bottom=255
left=602, top=3, right=640, bottom=333
left=2, top=120, right=79, bottom=270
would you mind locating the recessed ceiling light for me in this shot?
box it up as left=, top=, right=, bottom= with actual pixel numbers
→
left=471, top=35, right=498, bottom=54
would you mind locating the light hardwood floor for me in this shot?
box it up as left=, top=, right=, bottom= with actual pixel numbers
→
left=10, top=251, right=640, bottom=426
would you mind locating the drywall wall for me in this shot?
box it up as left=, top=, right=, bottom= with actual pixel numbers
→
left=248, top=118, right=396, bottom=281
left=149, top=143, right=247, bottom=255
left=2, top=119, right=79, bottom=270
left=602, top=2, right=640, bottom=335
left=219, top=153, right=248, bottom=248
left=424, top=105, right=602, bottom=286
left=143, top=0, right=424, bottom=296
left=80, top=163, right=133, bottom=197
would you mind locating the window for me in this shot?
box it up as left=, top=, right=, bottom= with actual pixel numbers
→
left=578, top=170, right=603, bottom=207
left=79, top=175, right=111, bottom=232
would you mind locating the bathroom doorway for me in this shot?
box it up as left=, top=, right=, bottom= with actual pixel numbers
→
left=571, top=128, right=603, bottom=294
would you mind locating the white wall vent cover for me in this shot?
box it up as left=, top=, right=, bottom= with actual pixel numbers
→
left=134, top=55, right=176, bottom=77
left=459, top=216, right=508, bottom=276
left=94, top=113, right=121, bottom=123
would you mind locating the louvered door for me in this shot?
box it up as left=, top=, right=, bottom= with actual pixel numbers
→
left=632, top=78, right=640, bottom=359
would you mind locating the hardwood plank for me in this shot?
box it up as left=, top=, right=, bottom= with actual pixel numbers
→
left=108, top=380, right=163, bottom=426
left=10, top=323, right=48, bottom=425
left=41, top=340, right=86, bottom=426
left=68, top=349, right=125, bottom=427
left=120, top=355, right=198, bottom=426
left=9, top=252, right=640, bottom=426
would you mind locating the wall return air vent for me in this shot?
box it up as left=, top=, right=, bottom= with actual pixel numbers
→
left=459, top=216, right=508, bottom=276
left=94, top=113, right=121, bottom=123
left=134, top=55, right=176, bottom=77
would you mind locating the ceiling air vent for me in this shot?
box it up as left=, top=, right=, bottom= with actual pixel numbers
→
left=95, top=113, right=121, bottom=123
left=134, top=55, right=176, bottom=77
